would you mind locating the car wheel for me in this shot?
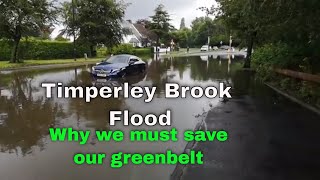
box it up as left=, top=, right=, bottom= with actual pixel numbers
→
left=140, top=67, right=146, bottom=74
left=122, top=72, right=126, bottom=78
left=118, top=71, right=126, bottom=78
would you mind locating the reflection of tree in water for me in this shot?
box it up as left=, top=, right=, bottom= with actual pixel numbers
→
left=68, top=97, right=124, bottom=130
left=144, top=56, right=244, bottom=88
left=169, top=57, right=188, bottom=79
left=66, top=68, right=125, bottom=129
left=188, top=56, right=243, bottom=81
left=0, top=73, right=64, bottom=155
left=145, top=59, right=170, bottom=96
left=231, top=70, right=260, bottom=97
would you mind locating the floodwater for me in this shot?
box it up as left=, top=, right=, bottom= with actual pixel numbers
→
left=0, top=54, right=317, bottom=180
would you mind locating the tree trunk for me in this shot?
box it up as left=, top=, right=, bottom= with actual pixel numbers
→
left=89, top=45, right=94, bottom=58
left=10, top=37, right=21, bottom=63
left=156, top=38, right=160, bottom=54
left=243, top=31, right=257, bottom=68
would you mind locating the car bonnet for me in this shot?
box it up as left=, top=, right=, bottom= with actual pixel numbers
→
left=94, top=63, right=127, bottom=71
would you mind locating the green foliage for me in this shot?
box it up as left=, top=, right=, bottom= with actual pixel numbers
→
left=109, top=44, right=135, bottom=55
left=61, top=0, right=127, bottom=54
left=169, top=28, right=192, bottom=48
left=0, top=40, right=12, bottom=61
left=0, top=0, right=57, bottom=62
left=188, top=17, right=230, bottom=47
left=0, top=40, right=89, bottom=61
left=107, top=44, right=152, bottom=56
left=217, top=0, right=320, bottom=68
left=252, top=43, right=297, bottom=81
left=190, top=17, right=211, bottom=46
left=298, top=81, right=313, bottom=100
left=279, top=78, right=292, bottom=90
left=252, top=43, right=297, bottom=68
left=275, top=77, right=320, bottom=108
left=134, top=48, right=153, bottom=55
left=55, top=36, right=69, bottom=41
left=149, top=4, right=173, bottom=44
left=96, top=47, right=108, bottom=58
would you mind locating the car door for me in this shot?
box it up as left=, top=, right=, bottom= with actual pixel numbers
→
left=128, top=58, right=139, bottom=74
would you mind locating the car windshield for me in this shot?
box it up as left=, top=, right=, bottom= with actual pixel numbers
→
left=106, top=55, right=129, bottom=64
left=202, top=45, right=208, bottom=48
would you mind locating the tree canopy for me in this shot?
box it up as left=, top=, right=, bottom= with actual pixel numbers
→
left=0, top=0, right=57, bottom=62
left=216, top=0, right=320, bottom=68
left=61, top=0, right=127, bottom=56
left=149, top=4, right=173, bottom=45
left=179, top=18, right=186, bottom=30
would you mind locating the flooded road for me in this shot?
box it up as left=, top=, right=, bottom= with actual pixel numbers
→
left=0, top=55, right=318, bottom=180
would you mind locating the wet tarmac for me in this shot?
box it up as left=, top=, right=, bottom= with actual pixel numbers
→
left=181, top=71, right=320, bottom=180
left=0, top=55, right=319, bottom=180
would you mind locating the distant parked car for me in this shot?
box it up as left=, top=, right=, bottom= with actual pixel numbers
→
left=200, top=45, right=209, bottom=51
left=91, top=54, right=146, bottom=78
left=220, top=45, right=230, bottom=50
left=212, top=46, right=219, bottom=50
left=241, top=48, right=254, bottom=52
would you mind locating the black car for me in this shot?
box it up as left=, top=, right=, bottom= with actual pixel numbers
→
left=92, top=72, right=146, bottom=88
left=91, top=54, right=146, bottom=78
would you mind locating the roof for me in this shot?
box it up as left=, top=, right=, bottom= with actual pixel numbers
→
left=114, top=54, right=139, bottom=58
left=129, top=37, right=140, bottom=43
left=133, top=24, right=158, bottom=41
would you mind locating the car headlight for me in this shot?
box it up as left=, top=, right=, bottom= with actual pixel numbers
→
left=110, top=69, right=119, bottom=73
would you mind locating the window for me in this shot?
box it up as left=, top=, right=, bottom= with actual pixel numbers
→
left=130, top=58, right=139, bottom=62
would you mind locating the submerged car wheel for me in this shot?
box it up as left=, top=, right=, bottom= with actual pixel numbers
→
left=140, top=67, right=146, bottom=73
left=118, top=71, right=126, bottom=78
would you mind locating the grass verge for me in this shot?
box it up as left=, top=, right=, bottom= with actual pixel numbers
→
left=0, top=58, right=102, bottom=70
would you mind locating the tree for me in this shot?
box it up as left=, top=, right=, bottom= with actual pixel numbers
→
left=169, top=28, right=192, bottom=48
left=61, top=0, right=127, bottom=57
left=136, top=19, right=152, bottom=29
left=149, top=4, right=173, bottom=48
left=216, top=0, right=290, bottom=67
left=190, top=17, right=217, bottom=46
left=180, top=18, right=186, bottom=29
left=0, top=0, right=57, bottom=63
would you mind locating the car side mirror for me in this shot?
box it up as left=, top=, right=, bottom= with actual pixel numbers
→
left=129, top=59, right=135, bottom=65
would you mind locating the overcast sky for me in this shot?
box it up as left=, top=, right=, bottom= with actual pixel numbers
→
left=124, top=0, right=215, bottom=27
left=52, top=0, right=216, bottom=38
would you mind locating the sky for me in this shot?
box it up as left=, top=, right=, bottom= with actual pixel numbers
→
left=51, top=0, right=216, bottom=38
left=124, top=0, right=215, bottom=27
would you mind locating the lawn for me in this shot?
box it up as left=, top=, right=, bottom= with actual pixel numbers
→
left=0, top=58, right=102, bottom=70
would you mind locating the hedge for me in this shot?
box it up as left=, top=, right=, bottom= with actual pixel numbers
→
left=0, top=40, right=90, bottom=61
left=106, top=44, right=153, bottom=56
left=134, top=48, right=153, bottom=55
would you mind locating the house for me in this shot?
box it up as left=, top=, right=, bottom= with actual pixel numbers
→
left=121, top=20, right=157, bottom=47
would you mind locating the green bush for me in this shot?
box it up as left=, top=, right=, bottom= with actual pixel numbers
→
left=0, top=39, right=90, bottom=61
left=107, top=44, right=152, bottom=56
left=252, top=42, right=298, bottom=81
left=0, top=41, right=12, bottom=61
left=134, top=48, right=153, bottom=55
left=108, top=44, right=135, bottom=55
left=252, top=42, right=298, bottom=68
left=96, top=47, right=108, bottom=58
